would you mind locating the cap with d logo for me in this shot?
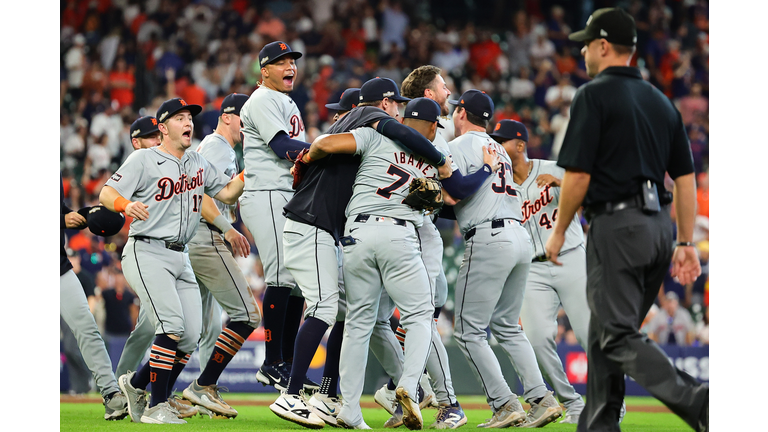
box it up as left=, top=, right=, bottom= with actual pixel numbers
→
left=130, top=116, right=159, bottom=138
left=259, top=41, right=303, bottom=67
left=325, top=88, right=361, bottom=112
left=489, top=119, right=529, bottom=143
left=156, top=98, right=202, bottom=123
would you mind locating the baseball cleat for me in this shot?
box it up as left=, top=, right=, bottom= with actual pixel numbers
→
left=419, top=373, right=438, bottom=409
left=103, top=391, right=129, bottom=421
left=140, top=402, right=187, bottom=424
left=375, top=384, right=398, bottom=415
left=337, top=417, right=372, bottom=429
left=384, top=404, right=404, bottom=428
left=182, top=379, right=238, bottom=418
left=270, top=392, right=325, bottom=429
left=519, top=392, right=562, bottom=428
left=477, top=398, right=525, bottom=428
left=560, top=397, right=584, bottom=424
left=118, top=371, right=147, bottom=423
left=619, top=401, right=626, bottom=424
left=283, top=361, right=322, bottom=393
left=431, top=402, right=467, bottom=429
left=396, top=387, right=423, bottom=430
left=257, top=362, right=290, bottom=391
left=167, top=394, right=199, bottom=419
left=308, top=393, right=342, bottom=427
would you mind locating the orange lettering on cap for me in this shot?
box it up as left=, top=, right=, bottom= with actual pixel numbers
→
left=517, top=132, right=522, bottom=136
left=495, top=123, right=501, bottom=131
left=460, top=99, right=464, bottom=104
left=179, top=99, right=187, bottom=106
left=279, top=43, right=287, bottom=50
left=151, top=118, right=157, bottom=125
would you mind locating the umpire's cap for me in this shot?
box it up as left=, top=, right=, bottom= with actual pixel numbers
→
left=259, top=41, right=303, bottom=68
left=490, top=120, right=529, bottom=143
left=448, top=90, right=494, bottom=120
left=403, top=98, right=444, bottom=128
left=325, top=88, right=360, bottom=112
left=568, top=8, right=637, bottom=46
left=359, top=77, right=411, bottom=103
left=77, top=205, right=126, bottom=237
left=220, top=93, right=249, bottom=116
left=156, top=98, right=202, bottom=123
left=130, top=116, right=160, bottom=138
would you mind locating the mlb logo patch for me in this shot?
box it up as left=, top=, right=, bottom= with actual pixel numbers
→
left=110, top=173, right=122, bottom=182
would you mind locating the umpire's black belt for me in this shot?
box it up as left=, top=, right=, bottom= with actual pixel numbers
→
left=584, top=195, right=643, bottom=220
left=133, top=236, right=186, bottom=252
left=464, top=218, right=522, bottom=240
left=354, top=214, right=407, bottom=227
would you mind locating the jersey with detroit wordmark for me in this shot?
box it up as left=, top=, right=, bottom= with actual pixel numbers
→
left=105, top=147, right=230, bottom=243
left=449, top=131, right=523, bottom=234
left=513, top=159, right=584, bottom=258
left=346, top=127, right=438, bottom=227
left=240, top=85, right=306, bottom=192
left=196, top=133, right=238, bottom=223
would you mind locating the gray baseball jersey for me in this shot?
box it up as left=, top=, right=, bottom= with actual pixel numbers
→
left=337, top=127, right=436, bottom=427
left=449, top=130, right=548, bottom=410
left=196, top=133, right=239, bottom=222
left=240, top=85, right=306, bottom=192
left=448, top=131, right=523, bottom=234
left=105, top=147, right=230, bottom=243
left=516, top=159, right=584, bottom=259
left=514, top=159, right=590, bottom=414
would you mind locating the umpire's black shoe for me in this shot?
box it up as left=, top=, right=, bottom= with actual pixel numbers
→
left=256, top=362, right=289, bottom=391
left=281, top=361, right=321, bottom=393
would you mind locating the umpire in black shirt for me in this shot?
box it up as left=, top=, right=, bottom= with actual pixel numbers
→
left=544, top=8, right=708, bottom=432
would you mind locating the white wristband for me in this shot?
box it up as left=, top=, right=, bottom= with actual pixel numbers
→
left=212, top=215, right=234, bottom=234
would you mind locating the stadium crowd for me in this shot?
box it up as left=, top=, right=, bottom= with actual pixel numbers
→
left=59, top=0, right=710, bottom=393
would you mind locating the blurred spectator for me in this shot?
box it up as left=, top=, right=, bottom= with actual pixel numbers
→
left=65, top=34, right=88, bottom=101
left=679, top=82, right=708, bottom=126
left=694, top=306, right=709, bottom=346
left=529, top=25, right=555, bottom=70
left=696, top=171, right=709, bottom=218
left=544, top=73, right=576, bottom=111
left=379, top=0, right=409, bottom=54
left=646, top=292, right=696, bottom=346
left=548, top=101, right=571, bottom=160
left=469, top=30, right=502, bottom=80
left=108, top=57, right=136, bottom=109
left=546, top=5, right=571, bottom=51
left=81, top=58, right=109, bottom=98
left=509, top=66, right=535, bottom=106
left=506, top=10, right=533, bottom=73
left=89, top=99, right=122, bottom=162
left=100, top=270, right=138, bottom=372
left=256, top=8, right=286, bottom=40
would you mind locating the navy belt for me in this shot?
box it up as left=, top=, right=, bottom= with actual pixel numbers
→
left=354, top=214, right=407, bottom=227
left=134, top=236, right=186, bottom=252
left=464, top=218, right=522, bottom=240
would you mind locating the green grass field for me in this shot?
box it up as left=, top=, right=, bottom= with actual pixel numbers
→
left=60, top=394, right=692, bottom=431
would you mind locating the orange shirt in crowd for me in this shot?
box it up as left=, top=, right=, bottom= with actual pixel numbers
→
left=697, top=188, right=709, bottom=218
left=109, top=70, right=135, bottom=108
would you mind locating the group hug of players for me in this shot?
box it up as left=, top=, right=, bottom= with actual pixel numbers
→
left=62, top=41, right=601, bottom=430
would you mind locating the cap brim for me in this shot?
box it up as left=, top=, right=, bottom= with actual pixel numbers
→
left=488, top=133, right=506, bottom=143
left=136, top=130, right=160, bottom=138
left=447, top=100, right=460, bottom=106
left=75, top=206, right=91, bottom=230
left=166, top=105, right=203, bottom=120
left=436, top=122, right=445, bottom=129
left=391, top=96, right=411, bottom=103
left=265, top=51, right=303, bottom=66
left=325, top=103, right=344, bottom=110
left=568, top=29, right=594, bottom=42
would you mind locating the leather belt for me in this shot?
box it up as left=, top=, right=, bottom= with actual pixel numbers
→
left=585, top=195, right=643, bottom=220
left=464, top=218, right=522, bottom=240
left=354, top=214, right=407, bottom=227
left=134, top=236, right=186, bottom=252
left=205, top=222, right=222, bottom=234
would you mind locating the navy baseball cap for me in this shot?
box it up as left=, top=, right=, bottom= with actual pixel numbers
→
left=77, top=205, right=126, bottom=237
left=130, top=116, right=159, bottom=138
left=403, top=98, right=444, bottom=128
left=568, top=8, right=637, bottom=46
left=220, top=93, right=249, bottom=116
left=259, top=41, right=303, bottom=68
left=490, top=119, right=529, bottom=143
left=325, top=88, right=360, bottom=112
left=359, top=77, right=411, bottom=103
left=156, top=97, right=202, bottom=123
left=448, top=89, right=494, bottom=120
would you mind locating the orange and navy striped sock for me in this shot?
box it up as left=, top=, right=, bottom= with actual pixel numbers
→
left=167, top=351, right=191, bottom=395
left=146, top=335, right=178, bottom=407
left=396, top=325, right=407, bottom=353
left=197, top=322, right=254, bottom=386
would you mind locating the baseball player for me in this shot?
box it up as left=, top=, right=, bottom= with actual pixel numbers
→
left=446, top=90, right=562, bottom=428
left=238, top=41, right=311, bottom=390
left=129, top=116, right=162, bottom=150
left=100, top=97, right=245, bottom=424
left=326, top=88, right=360, bottom=123
left=491, top=120, right=590, bottom=424
left=295, top=97, right=449, bottom=430
left=270, top=81, right=452, bottom=429
left=60, top=174, right=128, bottom=421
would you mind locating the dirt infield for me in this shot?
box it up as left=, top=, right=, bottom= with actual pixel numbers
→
left=60, top=395, right=671, bottom=413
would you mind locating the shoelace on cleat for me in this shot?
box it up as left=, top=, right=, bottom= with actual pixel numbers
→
left=209, top=385, right=230, bottom=403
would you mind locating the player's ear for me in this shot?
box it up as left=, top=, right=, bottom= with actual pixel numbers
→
left=131, top=138, right=140, bottom=150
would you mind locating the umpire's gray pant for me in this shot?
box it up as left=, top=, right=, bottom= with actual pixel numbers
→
left=60, top=270, right=120, bottom=398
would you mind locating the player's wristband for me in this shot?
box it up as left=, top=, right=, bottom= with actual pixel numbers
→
left=238, top=171, right=245, bottom=182
left=482, top=164, right=492, bottom=174
left=212, top=215, right=234, bottom=234
left=676, top=242, right=696, bottom=247
left=437, top=153, right=446, bottom=167
left=114, top=196, right=130, bottom=213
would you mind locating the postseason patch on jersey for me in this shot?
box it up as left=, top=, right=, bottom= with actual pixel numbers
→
left=110, top=173, right=122, bottom=182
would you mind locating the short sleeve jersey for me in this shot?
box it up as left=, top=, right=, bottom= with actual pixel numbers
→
left=448, top=131, right=523, bottom=234
left=196, top=133, right=238, bottom=223
left=557, top=67, right=694, bottom=206
left=240, top=85, right=306, bottom=192
left=513, top=159, right=584, bottom=259
left=104, top=147, right=230, bottom=244
left=345, top=127, right=439, bottom=227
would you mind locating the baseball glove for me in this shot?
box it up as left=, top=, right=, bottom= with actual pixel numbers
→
left=402, top=177, right=444, bottom=214
left=289, top=148, right=311, bottom=190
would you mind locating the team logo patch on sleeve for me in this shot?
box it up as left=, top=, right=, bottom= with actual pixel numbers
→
left=110, top=173, right=122, bottom=182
